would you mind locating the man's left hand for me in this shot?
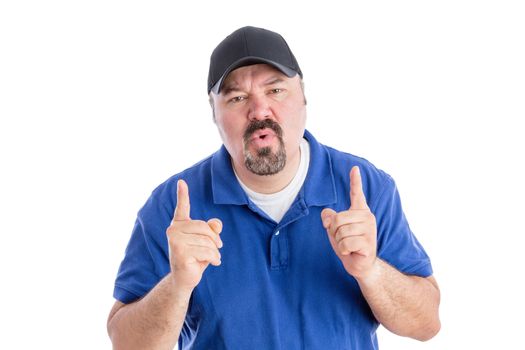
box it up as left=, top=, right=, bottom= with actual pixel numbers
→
left=321, top=166, right=377, bottom=280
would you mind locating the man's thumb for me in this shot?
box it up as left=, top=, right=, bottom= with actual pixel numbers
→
left=321, top=208, right=336, bottom=229
left=207, top=218, right=223, bottom=234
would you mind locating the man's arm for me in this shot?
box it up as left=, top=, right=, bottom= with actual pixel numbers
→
left=321, top=166, right=440, bottom=341
left=107, top=275, right=191, bottom=350
left=108, top=180, right=223, bottom=349
left=357, top=260, right=440, bottom=341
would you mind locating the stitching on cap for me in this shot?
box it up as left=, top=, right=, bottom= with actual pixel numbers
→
left=242, top=29, right=248, bottom=54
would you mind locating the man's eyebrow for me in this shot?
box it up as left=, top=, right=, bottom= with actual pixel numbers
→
left=264, top=77, right=285, bottom=86
left=221, top=76, right=286, bottom=95
left=221, top=84, right=242, bottom=96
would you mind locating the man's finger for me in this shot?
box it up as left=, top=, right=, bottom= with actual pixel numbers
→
left=186, top=246, right=221, bottom=266
left=177, top=220, right=223, bottom=249
left=207, top=218, right=224, bottom=248
left=349, top=166, right=368, bottom=210
left=335, top=222, right=368, bottom=243
left=338, top=236, right=369, bottom=257
left=173, top=179, right=191, bottom=221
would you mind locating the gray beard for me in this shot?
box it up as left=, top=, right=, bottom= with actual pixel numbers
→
left=244, top=143, right=286, bottom=176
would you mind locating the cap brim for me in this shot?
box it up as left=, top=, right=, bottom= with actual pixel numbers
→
left=210, top=57, right=298, bottom=94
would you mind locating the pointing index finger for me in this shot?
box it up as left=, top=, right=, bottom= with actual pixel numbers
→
left=173, top=179, right=191, bottom=221
left=349, top=166, right=368, bottom=210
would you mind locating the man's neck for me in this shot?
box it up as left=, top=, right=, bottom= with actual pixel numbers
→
left=232, top=146, right=301, bottom=194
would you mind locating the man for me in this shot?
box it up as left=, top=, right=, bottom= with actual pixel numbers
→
left=107, top=26, right=440, bottom=349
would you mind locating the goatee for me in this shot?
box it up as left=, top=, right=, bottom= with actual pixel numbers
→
left=243, top=119, right=286, bottom=176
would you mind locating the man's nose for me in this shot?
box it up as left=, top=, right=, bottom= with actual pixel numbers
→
left=248, top=95, right=272, bottom=121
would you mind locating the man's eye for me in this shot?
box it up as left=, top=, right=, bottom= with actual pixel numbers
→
left=270, top=88, right=283, bottom=94
left=230, top=96, right=246, bottom=103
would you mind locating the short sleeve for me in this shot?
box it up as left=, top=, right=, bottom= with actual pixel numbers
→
left=371, top=176, right=433, bottom=277
left=113, top=191, right=172, bottom=304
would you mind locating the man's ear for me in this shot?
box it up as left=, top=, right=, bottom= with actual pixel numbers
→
left=300, top=80, right=307, bottom=105
left=209, top=93, right=216, bottom=122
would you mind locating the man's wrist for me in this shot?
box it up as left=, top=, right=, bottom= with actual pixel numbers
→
left=166, top=274, right=194, bottom=305
left=355, top=258, right=383, bottom=287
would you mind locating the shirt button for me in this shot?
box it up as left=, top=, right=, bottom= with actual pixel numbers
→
left=275, top=231, right=280, bottom=236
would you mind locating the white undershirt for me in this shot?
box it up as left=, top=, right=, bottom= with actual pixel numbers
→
left=235, top=138, right=310, bottom=223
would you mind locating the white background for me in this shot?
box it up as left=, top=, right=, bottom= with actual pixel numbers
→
left=1, top=1, right=524, bottom=349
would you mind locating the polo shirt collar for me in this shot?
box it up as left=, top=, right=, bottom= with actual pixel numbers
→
left=211, top=129, right=336, bottom=207
left=302, top=130, right=337, bottom=207
left=211, top=145, right=249, bottom=205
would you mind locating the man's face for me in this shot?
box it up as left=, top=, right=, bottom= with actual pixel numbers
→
left=211, top=64, right=306, bottom=176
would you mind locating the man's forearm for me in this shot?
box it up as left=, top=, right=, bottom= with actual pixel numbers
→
left=357, top=258, right=441, bottom=341
left=107, top=273, right=191, bottom=350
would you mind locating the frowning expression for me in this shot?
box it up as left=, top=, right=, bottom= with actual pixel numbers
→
left=211, top=64, right=307, bottom=176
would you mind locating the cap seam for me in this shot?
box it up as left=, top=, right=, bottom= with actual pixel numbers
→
left=242, top=28, right=249, bottom=56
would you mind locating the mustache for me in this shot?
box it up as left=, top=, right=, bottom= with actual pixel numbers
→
left=243, top=119, right=283, bottom=142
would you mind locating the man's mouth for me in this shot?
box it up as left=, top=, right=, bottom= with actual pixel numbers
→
left=248, top=128, right=278, bottom=148
left=243, top=119, right=283, bottom=150
left=250, top=128, right=276, bottom=142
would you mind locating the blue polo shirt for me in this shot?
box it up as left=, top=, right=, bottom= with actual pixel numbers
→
left=114, top=130, right=433, bottom=349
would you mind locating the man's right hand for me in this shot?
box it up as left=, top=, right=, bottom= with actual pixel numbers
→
left=166, top=179, right=223, bottom=292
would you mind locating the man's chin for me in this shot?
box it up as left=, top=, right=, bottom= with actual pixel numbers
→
left=244, top=151, right=287, bottom=176
left=246, top=165, right=284, bottom=177
left=245, top=144, right=273, bottom=158
left=257, top=146, right=275, bottom=157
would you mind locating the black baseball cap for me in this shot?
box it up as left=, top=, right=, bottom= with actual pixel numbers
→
left=207, top=26, right=302, bottom=94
